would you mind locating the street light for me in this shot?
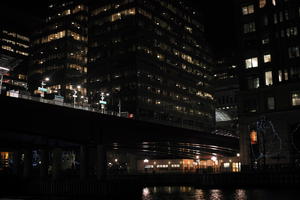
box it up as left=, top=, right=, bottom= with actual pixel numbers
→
left=39, top=77, right=50, bottom=98
left=73, top=85, right=81, bottom=107
left=0, top=66, right=10, bottom=95
left=99, top=92, right=110, bottom=114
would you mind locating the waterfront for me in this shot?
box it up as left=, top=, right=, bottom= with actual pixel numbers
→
left=1, top=186, right=299, bottom=200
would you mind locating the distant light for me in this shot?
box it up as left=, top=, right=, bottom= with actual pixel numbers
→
left=211, top=156, right=217, bottom=162
left=114, top=158, right=118, bottom=162
left=144, top=159, right=149, bottom=163
left=196, top=155, right=199, bottom=159
left=45, top=77, right=50, bottom=81
left=237, top=153, right=240, bottom=157
left=77, top=85, right=81, bottom=89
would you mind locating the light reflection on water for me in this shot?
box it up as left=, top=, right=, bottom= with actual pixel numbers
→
left=142, top=186, right=247, bottom=200
left=141, top=187, right=300, bottom=200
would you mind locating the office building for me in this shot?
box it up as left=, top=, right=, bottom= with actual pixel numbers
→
left=88, top=0, right=215, bottom=131
left=29, top=0, right=88, bottom=102
left=236, top=0, right=300, bottom=167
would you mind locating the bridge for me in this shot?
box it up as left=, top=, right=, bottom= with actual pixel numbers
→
left=0, top=95, right=239, bottom=181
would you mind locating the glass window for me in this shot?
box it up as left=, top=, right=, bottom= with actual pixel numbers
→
left=264, top=54, right=271, bottom=63
left=242, top=5, right=254, bottom=15
left=292, top=91, right=300, bottom=106
left=248, top=77, right=260, bottom=89
left=259, top=0, right=266, bottom=8
left=245, top=57, right=258, bottom=68
left=278, top=70, right=283, bottom=82
left=265, top=71, right=273, bottom=85
left=267, top=97, right=275, bottom=110
left=244, top=22, right=256, bottom=33
left=250, top=130, right=257, bottom=144
left=288, top=46, right=300, bottom=58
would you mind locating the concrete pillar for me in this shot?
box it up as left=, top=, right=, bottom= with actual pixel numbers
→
left=52, top=148, right=62, bottom=180
left=127, top=153, right=137, bottom=174
left=12, top=151, right=21, bottom=176
left=80, top=145, right=88, bottom=180
left=96, top=144, right=107, bottom=180
left=40, top=149, right=49, bottom=179
left=23, top=149, right=32, bottom=179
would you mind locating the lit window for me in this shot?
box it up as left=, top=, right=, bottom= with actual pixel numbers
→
left=262, top=37, right=269, bottom=44
left=267, top=97, right=275, bottom=110
left=264, top=54, right=271, bottom=63
left=259, top=0, right=266, bottom=8
left=245, top=57, right=258, bottom=68
left=242, top=5, right=254, bottom=15
left=278, top=70, right=283, bottom=82
left=292, top=92, right=300, bottom=106
left=265, top=71, right=273, bottom=85
left=250, top=130, right=257, bottom=144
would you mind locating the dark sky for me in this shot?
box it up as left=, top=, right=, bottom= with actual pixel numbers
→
left=0, top=0, right=236, bottom=55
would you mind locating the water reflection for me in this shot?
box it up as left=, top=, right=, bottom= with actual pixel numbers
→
left=142, top=186, right=247, bottom=200
left=209, top=189, right=223, bottom=200
left=234, top=189, right=247, bottom=200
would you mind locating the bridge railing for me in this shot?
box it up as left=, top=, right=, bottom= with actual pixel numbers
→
left=7, top=93, right=123, bottom=118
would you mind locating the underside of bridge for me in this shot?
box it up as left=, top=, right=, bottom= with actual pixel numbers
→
left=0, top=96, right=238, bottom=159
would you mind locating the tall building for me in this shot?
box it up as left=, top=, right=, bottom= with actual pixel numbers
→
left=236, top=0, right=300, bottom=167
left=0, top=19, right=31, bottom=93
left=88, top=0, right=215, bottom=131
left=214, top=53, right=239, bottom=138
left=29, top=0, right=88, bottom=102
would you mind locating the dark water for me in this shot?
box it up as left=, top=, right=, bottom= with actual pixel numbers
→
left=141, top=186, right=298, bottom=200
left=1, top=187, right=298, bottom=200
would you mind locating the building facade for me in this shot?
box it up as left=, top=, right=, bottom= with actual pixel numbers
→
left=88, top=0, right=215, bottom=131
left=29, top=0, right=88, bottom=102
left=236, top=0, right=300, bottom=168
left=214, top=54, right=239, bottom=138
left=0, top=26, right=30, bottom=93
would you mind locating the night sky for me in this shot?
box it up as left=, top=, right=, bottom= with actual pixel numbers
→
left=0, top=0, right=236, bottom=55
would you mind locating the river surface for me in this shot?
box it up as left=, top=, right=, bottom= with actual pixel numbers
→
left=141, top=186, right=297, bottom=200
left=1, top=186, right=298, bottom=200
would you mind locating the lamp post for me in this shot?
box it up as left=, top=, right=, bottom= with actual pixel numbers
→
left=39, top=77, right=50, bottom=98
left=0, top=66, right=10, bottom=95
left=73, top=85, right=81, bottom=107
left=99, top=92, right=109, bottom=114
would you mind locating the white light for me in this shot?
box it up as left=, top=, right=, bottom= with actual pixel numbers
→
left=45, top=77, right=50, bottom=81
left=237, top=153, right=240, bottom=157
left=144, top=159, right=149, bottom=163
left=77, top=85, right=81, bottom=89
left=0, top=66, right=10, bottom=71
left=196, top=155, right=199, bottom=159
left=211, top=156, right=217, bottom=162
left=106, top=93, right=110, bottom=96
left=114, top=158, right=118, bottom=162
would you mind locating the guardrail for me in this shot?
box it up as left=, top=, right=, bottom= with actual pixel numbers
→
left=6, top=93, right=125, bottom=118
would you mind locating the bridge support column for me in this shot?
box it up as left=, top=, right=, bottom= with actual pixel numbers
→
left=52, top=148, right=62, bottom=180
left=127, top=153, right=137, bottom=174
left=96, top=144, right=107, bottom=180
left=80, top=145, right=88, bottom=180
left=23, top=149, right=32, bottom=179
left=12, top=151, right=21, bottom=176
left=40, top=149, right=49, bottom=179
